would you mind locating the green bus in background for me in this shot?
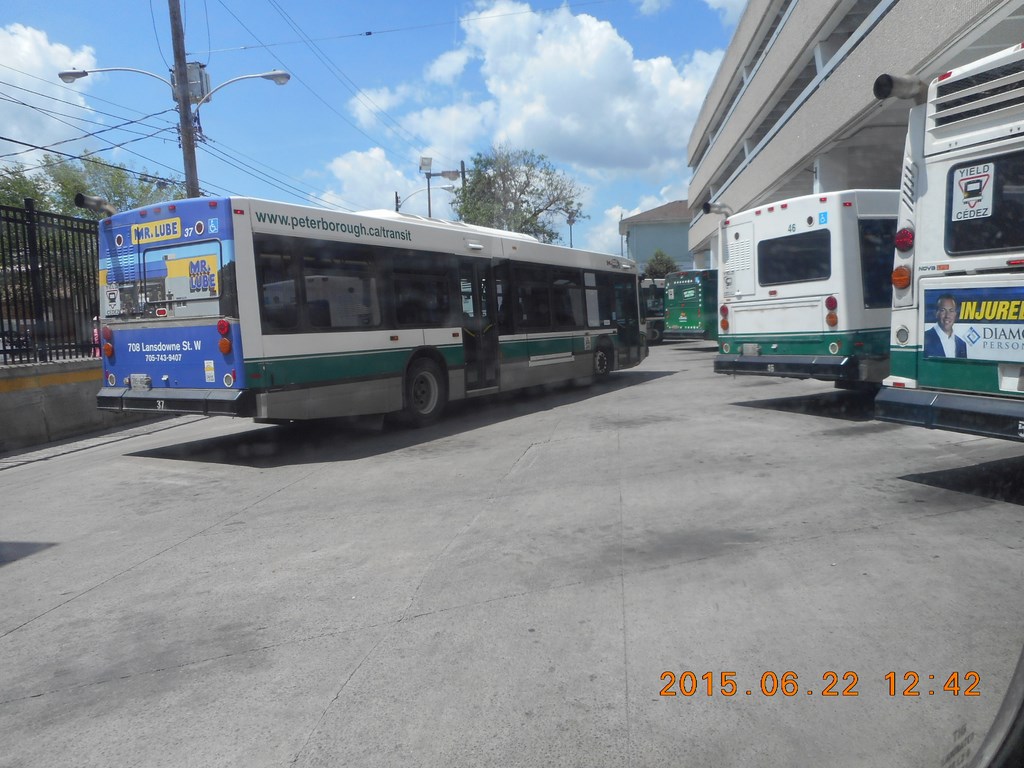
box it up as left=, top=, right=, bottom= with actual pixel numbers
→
left=663, top=270, right=718, bottom=341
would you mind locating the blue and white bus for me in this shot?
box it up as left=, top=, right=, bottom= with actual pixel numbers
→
left=95, top=197, right=646, bottom=425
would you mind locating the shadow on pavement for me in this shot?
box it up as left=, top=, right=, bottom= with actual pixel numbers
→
left=128, top=369, right=673, bottom=469
left=902, top=455, right=1024, bottom=507
left=732, top=388, right=879, bottom=423
left=0, top=541, right=57, bottom=567
left=662, top=341, right=718, bottom=353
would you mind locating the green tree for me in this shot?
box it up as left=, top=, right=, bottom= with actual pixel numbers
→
left=453, top=144, right=587, bottom=244
left=0, top=155, right=185, bottom=218
left=644, top=249, right=678, bottom=279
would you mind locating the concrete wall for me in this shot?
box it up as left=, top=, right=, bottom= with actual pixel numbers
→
left=0, top=360, right=156, bottom=455
left=627, top=222, right=694, bottom=271
left=688, top=0, right=1020, bottom=254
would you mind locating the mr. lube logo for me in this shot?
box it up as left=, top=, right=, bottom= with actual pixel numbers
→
left=131, top=217, right=182, bottom=245
left=189, top=260, right=216, bottom=293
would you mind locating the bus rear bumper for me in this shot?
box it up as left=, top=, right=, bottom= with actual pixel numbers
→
left=664, top=330, right=710, bottom=341
left=97, top=387, right=255, bottom=417
left=714, top=353, right=859, bottom=381
left=875, top=387, right=1024, bottom=441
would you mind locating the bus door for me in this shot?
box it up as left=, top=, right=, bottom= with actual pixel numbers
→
left=459, top=259, right=499, bottom=391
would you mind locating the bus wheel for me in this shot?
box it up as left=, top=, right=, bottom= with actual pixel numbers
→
left=593, top=342, right=613, bottom=378
left=649, top=324, right=663, bottom=345
left=403, top=358, right=446, bottom=427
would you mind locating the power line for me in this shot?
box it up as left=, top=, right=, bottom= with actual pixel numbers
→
left=265, top=0, right=426, bottom=155
left=197, top=141, right=357, bottom=210
left=198, top=134, right=358, bottom=208
left=0, top=135, right=181, bottom=182
left=149, top=0, right=172, bottom=69
left=193, top=0, right=617, bottom=54
left=1, top=66, right=303, bottom=199
left=0, top=104, right=176, bottom=160
left=0, top=69, right=177, bottom=129
left=212, top=0, right=409, bottom=161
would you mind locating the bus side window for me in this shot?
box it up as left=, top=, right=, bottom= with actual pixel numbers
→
left=301, top=246, right=380, bottom=331
left=256, top=251, right=298, bottom=333
left=494, top=265, right=513, bottom=334
left=858, top=219, right=896, bottom=309
left=394, top=275, right=450, bottom=327
left=552, top=269, right=584, bottom=327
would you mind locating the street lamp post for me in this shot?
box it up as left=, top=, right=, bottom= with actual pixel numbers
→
left=418, top=157, right=462, bottom=217
left=396, top=185, right=455, bottom=212
left=58, top=0, right=289, bottom=198
left=59, top=66, right=289, bottom=198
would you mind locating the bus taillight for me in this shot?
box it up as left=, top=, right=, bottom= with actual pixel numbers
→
left=826, top=312, right=838, bottom=328
left=891, top=265, right=912, bottom=290
left=216, top=319, right=232, bottom=353
left=895, top=227, right=915, bottom=252
left=825, top=295, right=838, bottom=311
left=101, top=326, right=114, bottom=358
left=719, top=304, right=729, bottom=331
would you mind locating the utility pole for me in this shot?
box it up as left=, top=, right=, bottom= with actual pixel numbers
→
left=168, top=0, right=200, bottom=197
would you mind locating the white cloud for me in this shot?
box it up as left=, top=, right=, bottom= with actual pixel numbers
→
left=347, top=85, right=413, bottom=133
left=635, top=0, right=672, bottom=14
left=426, top=49, right=472, bottom=84
left=326, top=147, right=460, bottom=217
left=449, top=1, right=723, bottom=177
left=580, top=205, right=631, bottom=255
left=333, top=1, right=727, bottom=237
left=0, top=24, right=95, bottom=168
left=704, top=0, right=747, bottom=26
left=402, top=101, right=496, bottom=165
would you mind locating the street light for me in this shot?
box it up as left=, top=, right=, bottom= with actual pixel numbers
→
left=396, top=185, right=455, bottom=212
left=194, top=70, right=290, bottom=108
left=57, top=66, right=289, bottom=198
left=58, top=67, right=173, bottom=89
left=418, top=157, right=462, bottom=217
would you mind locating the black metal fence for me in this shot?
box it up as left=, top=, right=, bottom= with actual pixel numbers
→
left=1, top=198, right=99, bottom=364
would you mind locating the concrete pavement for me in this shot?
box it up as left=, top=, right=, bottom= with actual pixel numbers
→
left=1, top=342, right=1022, bottom=766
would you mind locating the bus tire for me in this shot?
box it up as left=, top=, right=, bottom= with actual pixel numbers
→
left=594, top=341, right=613, bottom=378
left=402, top=357, right=447, bottom=427
left=649, top=323, right=663, bottom=345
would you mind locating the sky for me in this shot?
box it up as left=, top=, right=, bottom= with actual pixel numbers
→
left=1, top=0, right=745, bottom=254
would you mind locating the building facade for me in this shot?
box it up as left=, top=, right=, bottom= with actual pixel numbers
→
left=619, top=200, right=694, bottom=273
left=688, top=0, right=1024, bottom=265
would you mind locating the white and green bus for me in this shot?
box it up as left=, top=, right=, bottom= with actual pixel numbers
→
left=95, top=198, right=646, bottom=426
left=710, top=190, right=898, bottom=386
left=874, top=43, right=1024, bottom=440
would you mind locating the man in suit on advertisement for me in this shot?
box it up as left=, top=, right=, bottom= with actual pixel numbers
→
left=923, top=293, right=967, bottom=358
